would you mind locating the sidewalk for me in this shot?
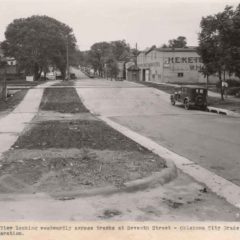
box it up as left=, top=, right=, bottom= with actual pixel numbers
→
left=0, top=81, right=59, bottom=157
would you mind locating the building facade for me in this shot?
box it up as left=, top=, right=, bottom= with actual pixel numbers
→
left=137, top=47, right=218, bottom=84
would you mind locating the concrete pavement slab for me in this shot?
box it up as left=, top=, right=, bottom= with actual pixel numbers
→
left=0, top=81, right=59, bottom=157
left=75, top=78, right=240, bottom=209
left=0, top=172, right=239, bottom=221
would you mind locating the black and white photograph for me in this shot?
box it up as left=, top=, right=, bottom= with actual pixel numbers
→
left=0, top=0, right=240, bottom=238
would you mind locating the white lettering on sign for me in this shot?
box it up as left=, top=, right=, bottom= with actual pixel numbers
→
left=189, top=65, right=202, bottom=71
left=167, top=57, right=202, bottom=64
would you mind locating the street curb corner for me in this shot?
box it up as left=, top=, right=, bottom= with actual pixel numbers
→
left=207, top=106, right=240, bottom=117
left=51, top=162, right=177, bottom=200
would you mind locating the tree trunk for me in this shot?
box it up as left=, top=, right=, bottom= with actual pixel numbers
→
left=1, top=67, right=7, bottom=101
left=206, top=74, right=209, bottom=91
left=33, top=63, right=40, bottom=81
left=219, top=71, right=224, bottom=101
left=44, top=71, right=47, bottom=80
left=37, top=67, right=42, bottom=80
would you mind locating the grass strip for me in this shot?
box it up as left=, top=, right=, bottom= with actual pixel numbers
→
left=0, top=89, right=28, bottom=112
left=39, top=87, right=88, bottom=113
left=137, top=81, right=177, bottom=94
left=53, top=80, right=75, bottom=86
left=13, top=119, right=150, bottom=152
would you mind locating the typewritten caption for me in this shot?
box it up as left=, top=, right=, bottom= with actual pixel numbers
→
left=1, top=223, right=240, bottom=237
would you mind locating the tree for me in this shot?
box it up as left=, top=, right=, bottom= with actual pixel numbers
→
left=85, top=40, right=133, bottom=79
left=88, top=42, right=112, bottom=77
left=1, top=15, right=76, bottom=80
left=198, top=5, right=235, bottom=100
left=168, top=36, right=187, bottom=48
left=106, top=58, right=119, bottom=80
left=110, top=40, right=130, bottom=61
left=161, top=43, right=168, bottom=48
left=226, top=4, right=240, bottom=77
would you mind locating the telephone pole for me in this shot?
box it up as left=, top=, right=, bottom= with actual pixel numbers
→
left=66, top=36, right=69, bottom=80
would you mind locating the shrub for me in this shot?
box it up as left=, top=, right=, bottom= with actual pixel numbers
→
left=227, top=87, right=240, bottom=96
left=216, top=79, right=240, bottom=89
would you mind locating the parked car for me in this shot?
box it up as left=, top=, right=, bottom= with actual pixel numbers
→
left=46, top=72, right=56, bottom=80
left=170, top=85, right=208, bottom=110
left=89, top=73, right=95, bottom=78
left=70, top=73, right=76, bottom=79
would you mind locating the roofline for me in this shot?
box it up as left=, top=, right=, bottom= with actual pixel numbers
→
left=157, top=47, right=197, bottom=52
left=138, top=47, right=198, bottom=56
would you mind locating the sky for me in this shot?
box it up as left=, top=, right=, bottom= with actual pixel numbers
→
left=0, top=0, right=239, bottom=50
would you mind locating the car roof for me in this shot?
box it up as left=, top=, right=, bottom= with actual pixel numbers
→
left=181, top=85, right=207, bottom=89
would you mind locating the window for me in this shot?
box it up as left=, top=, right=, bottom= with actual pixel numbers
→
left=178, top=72, right=184, bottom=77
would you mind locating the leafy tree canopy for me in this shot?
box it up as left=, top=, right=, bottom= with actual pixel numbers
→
left=82, top=40, right=132, bottom=78
left=1, top=15, right=76, bottom=80
left=168, top=36, right=187, bottom=48
left=198, top=4, right=240, bottom=99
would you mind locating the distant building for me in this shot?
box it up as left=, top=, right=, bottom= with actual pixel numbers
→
left=0, top=45, right=17, bottom=76
left=126, top=65, right=140, bottom=82
left=137, top=47, right=218, bottom=84
left=125, top=61, right=135, bottom=81
left=6, top=57, right=16, bottom=66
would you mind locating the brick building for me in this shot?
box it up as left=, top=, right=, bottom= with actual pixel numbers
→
left=137, top=47, right=218, bottom=84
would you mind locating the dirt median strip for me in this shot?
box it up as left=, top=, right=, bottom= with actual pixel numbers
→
left=0, top=86, right=175, bottom=197
left=39, top=87, right=89, bottom=113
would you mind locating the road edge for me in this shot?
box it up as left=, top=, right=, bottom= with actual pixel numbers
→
left=99, top=116, right=240, bottom=209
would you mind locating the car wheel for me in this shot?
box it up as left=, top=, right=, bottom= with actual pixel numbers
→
left=184, top=99, right=190, bottom=110
left=202, top=104, right=207, bottom=111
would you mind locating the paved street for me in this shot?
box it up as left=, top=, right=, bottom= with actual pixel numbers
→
left=76, top=78, right=240, bottom=187
left=0, top=77, right=239, bottom=221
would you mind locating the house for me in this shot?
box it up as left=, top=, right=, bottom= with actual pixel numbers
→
left=0, top=44, right=17, bottom=76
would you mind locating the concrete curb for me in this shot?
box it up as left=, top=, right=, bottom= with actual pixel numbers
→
left=0, top=164, right=176, bottom=201
left=207, top=106, right=240, bottom=117
left=75, top=82, right=240, bottom=209
left=51, top=163, right=177, bottom=200
left=50, top=115, right=177, bottom=199
left=99, top=116, right=240, bottom=209
left=50, top=90, right=178, bottom=200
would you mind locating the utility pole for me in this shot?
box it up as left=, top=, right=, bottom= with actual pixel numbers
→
left=2, top=67, right=7, bottom=101
left=66, top=35, right=69, bottom=81
left=0, top=60, right=7, bottom=101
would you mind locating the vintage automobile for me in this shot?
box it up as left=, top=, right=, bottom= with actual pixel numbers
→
left=170, top=85, right=208, bottom=110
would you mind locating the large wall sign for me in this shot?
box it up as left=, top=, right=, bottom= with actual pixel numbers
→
left=167, top=57, right=202, bottom=64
